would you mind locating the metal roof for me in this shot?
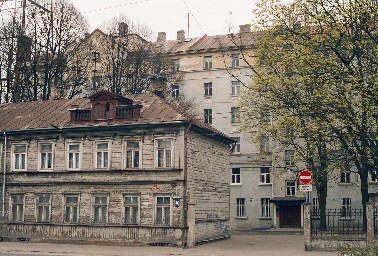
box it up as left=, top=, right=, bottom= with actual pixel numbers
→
left=0, top=92, right=233, bottom=144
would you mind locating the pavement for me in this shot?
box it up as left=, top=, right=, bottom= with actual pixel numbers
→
left=0, top=229, right=338, bottom=256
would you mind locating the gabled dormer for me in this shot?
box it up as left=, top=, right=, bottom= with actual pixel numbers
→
left=70, top=90, right=142, bottom=123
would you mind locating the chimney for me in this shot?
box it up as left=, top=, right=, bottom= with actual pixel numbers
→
left=157, top=32, right=166, bottom=44
left=118, top=22, right=128, bottom=36
left=239, top=24, right=251, bottom=33
left=84, top=32, right=90, bottom=38
left=177, top=30, right=185, bottom=41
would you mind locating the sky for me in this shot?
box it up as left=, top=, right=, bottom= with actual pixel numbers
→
left=71, top=0, right=255, bottom=41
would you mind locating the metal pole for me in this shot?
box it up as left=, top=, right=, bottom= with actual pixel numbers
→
left=2, top=132, right=7, bottom=217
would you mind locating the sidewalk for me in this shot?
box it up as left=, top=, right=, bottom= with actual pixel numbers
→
left=0, top=230, right=338, bottom=256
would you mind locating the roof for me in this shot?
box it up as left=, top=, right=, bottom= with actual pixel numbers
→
left=0, top=92, right=233, bottom=144
left=161, top=32, right=258, bottom=54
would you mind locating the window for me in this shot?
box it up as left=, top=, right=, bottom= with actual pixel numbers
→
left=371, top=170, right=378, bottom=182
left=13, top=144, right=27, bottom=170
left=286, top=180, right=296, bottom=196
left=231, top=107, right=240, bottom=123
left=124, top=195, right=139, bottom=224
left=171, top=83, right=180, bottom=98
left=203, top=56, right=212, bottom=70
left=231, top=54, right=240, bottom=68
left=36, top=194, right=51, bottom=223
left=231, top=81, right=240, bottom=96
left=105, top=103, right=111, bottom=119
left=260, top=135, right=271, bottom=153
left=125, top=141, right=141, bottom=168
left=65, top=195, right=79, bottom=223
left=68, top=143, right=80, bottom=169
left=231, top=137, right=240, bottom=153
left=285, top=150, right=295, bottom=166
left=341, top=198, right=352, bottom=218
left=340, top=170, right=351, bottom=183
left=93, top=195, right=108, bottom=224
left=236, top=198, right=246, bottom=217
left=39, top=143, right=53, bottom=170
left=11, top=194, right=24, bottom=222
left=204, top=109, right=212, bottom=124
left=204, top=82, right=212, bottom=96
left=96, top=142, right=109, bottom=168
left=172, top=59, right=180, bottom=72
left=260, top=167, right=271, bottom=184
left=261, top=110, right=270, bottom=122
left=231, top=168, right=241, bottom=184
left=156, top=196, right=171, bottom=226
left=261, top=198, right=271, bottom=218
left=312, top=198, right=319, bottom=218
left=156, top=139, right=173, bottom=168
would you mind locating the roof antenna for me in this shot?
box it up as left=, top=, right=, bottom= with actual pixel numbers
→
left=229, top=11, right=233, bottom=33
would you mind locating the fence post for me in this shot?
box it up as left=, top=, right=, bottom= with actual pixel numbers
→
left=366, top=201, right=374, bottom=251
left=303, top=202, right=312, bottom=251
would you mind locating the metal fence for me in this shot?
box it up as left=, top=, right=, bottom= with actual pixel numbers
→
left=311, top=209, right=365, bottom=237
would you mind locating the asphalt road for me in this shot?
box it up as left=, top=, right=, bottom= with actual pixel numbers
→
left=0, top=229, right=338, bottom=256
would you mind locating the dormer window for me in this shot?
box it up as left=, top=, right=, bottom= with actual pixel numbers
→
left=105, top=103, right=111, bottom=119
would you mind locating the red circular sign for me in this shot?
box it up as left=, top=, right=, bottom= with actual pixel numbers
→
left=299, top=170, right=312, bottom=185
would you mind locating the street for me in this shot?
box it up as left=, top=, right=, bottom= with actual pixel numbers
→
left=0, top=230, right=338, bottom=256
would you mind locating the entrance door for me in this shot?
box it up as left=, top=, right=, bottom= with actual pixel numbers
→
left=279, top=205, right=301, bottom=228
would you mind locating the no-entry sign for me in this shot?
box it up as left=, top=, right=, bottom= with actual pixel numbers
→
left=299, top=170, right=312, bottom=185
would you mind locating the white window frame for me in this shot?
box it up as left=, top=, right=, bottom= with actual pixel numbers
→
left=286, top=180, right=296, bottom=196
left=231, top=137, right=241, bottom=153
left=231, top=53, right=240, bottom=68
left=155, top=138, right=174, bottom=168
left=204, top=82, right=212, bottom=96
left=64, top=194, right=79, bottom=224
left=171, top=83, right=180, bottom=98
left=341, top=198, right=352, bottom=219
left=204, top=109, right=212, bottom=124
left=155, top=195, right=171, bottom=226
left=261, top=198, right=271, bottom=218
left=371, top=170, right=378, bottom=182
left=36, top=194, right=51, bottom=223
left=285, top=150, right=295, bottom=166
left=172, top=59, right=180, bottom=73
left=340, top=170, right=351, bottom=183
left=236, top=198, right=246, bottom=217
left=231, top=168, right=241, bottom=184
left=67, top=142, right=81, bottom=170
left=231, top=107, right=240, bottom=123
left=124, top=194, right=140, bottom=225
left=260, top=136, right=271, bottom=153
left=124, top=141, right=142, bottom=169
left=93, top=194, right=108, bottom=224
left=12, top=144, right=27, bottom=171
left=203, top=56, right=212, bottom=70
left=260, top=167, right=271, bottom=184
left=231, top=81, right=241, bottom=96
left=95, top=141, right=110, bottom=169
left=10, top=194, right=24, bottom=223
left=39, top=142, right=54, bottom=171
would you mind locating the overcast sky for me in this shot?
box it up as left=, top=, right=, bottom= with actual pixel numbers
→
left=72, top=0, right=255, bottom=41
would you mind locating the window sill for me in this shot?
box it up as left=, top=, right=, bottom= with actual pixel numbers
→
left=231, top=94, right=240, bottom=97
left=230, top=183, right=242, bottom=187
left=231, top=123, right=240, bottom=126
left=258, top=183, right=272, bottom=186
left=204, top=96, right=212, bottom=99
left=235, top=217, right=248, bottom=220
left=338, top=182, right=354, bottom=186
left=231, top=152, right=241, bottom=155
left=259, top=217, right=272, bottom=220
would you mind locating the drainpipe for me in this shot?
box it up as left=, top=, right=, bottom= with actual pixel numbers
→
left=2, top=131, right=7, bottom=217
left=182, top=123, right=191, bottom=248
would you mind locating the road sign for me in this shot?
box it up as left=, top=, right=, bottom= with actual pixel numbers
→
left=300, top=184, right=313, bottom=192
left=299, top=170, right=312, bottom=185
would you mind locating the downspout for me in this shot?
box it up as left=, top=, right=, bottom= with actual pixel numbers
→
left=182, top=123, right=191, bottom=248
left=2, top=131, right=7, bottom=217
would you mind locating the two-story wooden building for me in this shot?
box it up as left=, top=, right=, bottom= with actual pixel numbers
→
left=0, top=91, right=233, bottom=246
